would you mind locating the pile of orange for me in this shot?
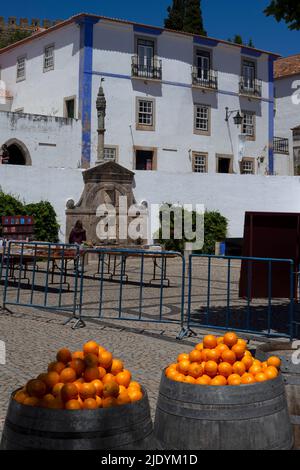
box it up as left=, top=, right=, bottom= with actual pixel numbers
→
left=166, top=332, right=281, bottom=386
left=14, top=341, right=143, bottom=409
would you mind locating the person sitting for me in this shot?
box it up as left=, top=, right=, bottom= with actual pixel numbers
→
left=69, top=220, right=87, bottom=245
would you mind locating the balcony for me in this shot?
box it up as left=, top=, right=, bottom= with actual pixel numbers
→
left=239, top=77, right=262, bottom=98
left=273, top=137, right=289, bottom=154
left=131, top=55, right=162, bottom=81
left=192, top=67, right=218, bottom=90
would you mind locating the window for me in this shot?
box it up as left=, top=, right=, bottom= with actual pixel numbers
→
left=194, top=104, right=210, bottom=135
left=104, top=146, right=118, bottom=162
left=242, top=59, right=256, bottom=89
left=16, top=56, right=26, bottom=81
left=44, top=45, right=54, bottom=71
left=216, top=154, right=233, bottom=174
left=195, top=50, right=211, bottom=81
left=192, top=152, right=208, bottom=173
left=134, top=148, right=157, bottom=170
left=241, top=158, right=255, bottom=175
left=64, top=97, right=76, bottom=118
left=242, top=112, right=255, bottom=139
left=137, top=38, right=154, bottom=69
left=136, top=98, right=155, bottom=130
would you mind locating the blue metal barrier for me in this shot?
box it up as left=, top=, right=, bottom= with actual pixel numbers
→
left=181, top=254, right=295, bottom=340
left=72, top=247, right=185, bottom=331
left=2, top=241, right=80, bottom=320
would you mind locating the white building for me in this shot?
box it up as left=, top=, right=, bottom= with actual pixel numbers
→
left=274, top=54, right=300, bottom=175
left=0, top=13, right=280, bottom=176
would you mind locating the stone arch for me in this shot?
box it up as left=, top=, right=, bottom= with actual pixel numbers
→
left=3, top=138, right=32, bottom=166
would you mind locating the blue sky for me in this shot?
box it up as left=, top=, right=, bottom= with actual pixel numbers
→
left=1, top=0, right=299, bottom=57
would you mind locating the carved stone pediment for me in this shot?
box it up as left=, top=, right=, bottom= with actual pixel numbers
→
left=83, top=161, right=135, bottom=184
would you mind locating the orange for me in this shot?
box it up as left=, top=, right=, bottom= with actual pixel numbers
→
left=196, top=375, right=212, bottom=385
left=95, top=396, right=102, bottom=408
left=43, top=372, right=60, bottom=390
left=221, top=350, right=236, bottom=365
left=61, top=383, right=78, bottom=403
left=14, top=390, right=29, bottom=404
left=65, top=399, right=82, bottom=410
left=60, top=368, right=77, bottom=384
left=74, top=379, right=84, bottom=394
left=26, top=379, right=47, bottom=398
left=48, top=397, right=64, bottom=409
left=83, top=341, right=99, bottom=356
left=177, top=359, right=190, bottom=375
left=252, top=359, right=262, bottom=367
left=204, top=361, right=218, bottom=378
left=103, top=381, right=120, bottom=398
left=84, top=353, right=99, bottom=368
left=184, top=376, right=197, bottom=384
left=48, top=361, right=66, bottom=374
left=206, top=349, right=221, bottom=362
left=177, top=353, right=189, bottom=363
left=166, top=368, right=178, bottom=381
left=241, top=355, right=254, bottom=371
left=127, top=388, right=143, bottom=402
left=128, top=381, right=141, bottom=391
left=211, top=375, right=227, bottom=386
left=40, top=394, right=56, bottom=408
left=267, top=356, right=281, bottom=369
left=203, top=335, right=218, bottom=349
left=188, top=362, right=203, bottom=379
left=201, top=349, right=211, bottom=362
left=91, top=379, right=104, bottom=397
left=23, top=397, right=40, bottom=407
left=231, top=344, right=246, bottom=360
left=189, top=349, right=202, bottom=363
left=56, top=348, right=72, bottom=364
left=244, top=350, right=252, bottom=357
left=115, top=370, right=131, bottom=388
left=102, top=397, right=117, bottom=408
left=69, top=358, right=85, bottom=377
left=195, top=343, right=204, bottom=351
left=102, top=373, right=117, bottom=385
left=223, top=332, right=238, bottom=348
left=110, top=359, right=124, bottom=375
left=216, top=343, right=229, bottom=355
left=217, top=336, right=224, bottom=344
left=98, top=351, right=113, bottom=369
left=227, top=374, right=241, bottom=386
left=237, top=338, right=248, bottom=348
left=249, top=364, right=262, bottom=376
left=72, top=351, right=84, bottom=360
left=52, top=382, right=64, bottom=397
left=82, top=398, right=98, bottom=409
left=241, top=373, right=256, bottom=385
left=264, top=366, right=278, bottom=380
left=232, top=361, right=246, bottom=376
left=172, top=373, right=185, bottom=382
left=255, top=372, right=268, bottom=383
left=117, top=391, right=131, bottom=406
left=261, top=361, right=268, bottom=370
left=98, top=366, right=107, bottom=379
left=84, top=367, right=100, bottom=383
left=218, top=362, right=233, bottom=378
left=79, top=383, right=96, bottom=400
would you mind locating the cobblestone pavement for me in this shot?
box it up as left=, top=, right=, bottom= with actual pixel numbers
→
left=0, top=255, right=293, bottom=439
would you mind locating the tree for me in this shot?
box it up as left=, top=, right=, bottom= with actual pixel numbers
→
left=248, top=38, right=255, bottom=48
left=0, top=30, right=32, bottom=49
left=164, top=0, right=185, bottom=31
left=264, top=0, right=300, bottom=30
left=227, top=35, right=255, bottom=47
left=183, top=0, right=207, bottom=35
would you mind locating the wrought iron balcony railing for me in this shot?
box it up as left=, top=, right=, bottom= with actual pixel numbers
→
left=239, top=77, right=262, bottom=97
left=131, top=55, right=162, bottom=80
left=273, top=137, right=289, bottom=154
left=192, top=67, right=218, bottom=90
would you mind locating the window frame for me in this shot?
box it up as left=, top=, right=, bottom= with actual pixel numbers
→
left=241, top=110, right=256, bottom=141
left=63, top=96, right=77, bottom=119
left=43, top=44, right=55, bottom=72
left=216, top=154, right=234, bottom=174
left=194, top=103, right=211, bottom=136
left=136, top=97, right=156, bottom=131
left=240, top=157, right=255, bottom=175
left=16, top=55, right=26, bottom=82
left=192, top=151, right=208, bottom=173
left=103, top=145, right=119, bottom=163
left=241, top=58, right=257, bottom=82
left=133, top=145, right=158, bottom=171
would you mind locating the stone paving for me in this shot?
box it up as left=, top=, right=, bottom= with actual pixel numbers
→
left=0, top=255, right=294, bottom=437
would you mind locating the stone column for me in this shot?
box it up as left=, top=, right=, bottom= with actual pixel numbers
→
left=95, top=78, right=106, bottom=165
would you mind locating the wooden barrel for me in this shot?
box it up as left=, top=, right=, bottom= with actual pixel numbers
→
left=1, top=388, right=157, bottom=450
left=154, top=372, right=293, bottom=450
left=256, top=342, right=300, bottom=449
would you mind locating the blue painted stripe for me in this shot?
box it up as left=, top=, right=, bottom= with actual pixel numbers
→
left=133, top=25, right=162, bottom=36
left=194, top=36, right=219, bottom=47
left=241, top=47, right=262, bottom=58
left=91, top=70, right=273, bottom=102
left=78, top=17, right=99, bottom=168
left=268, top=56, right=275, bottom=175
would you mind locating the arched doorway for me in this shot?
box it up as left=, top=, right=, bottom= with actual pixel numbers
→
left=2, top=139, right=32, bottom=166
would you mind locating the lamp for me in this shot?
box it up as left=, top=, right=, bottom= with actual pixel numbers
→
left=225, top=107, right=243, bottom=126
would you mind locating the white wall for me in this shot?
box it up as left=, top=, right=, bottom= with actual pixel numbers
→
left=1, top=165, right=300, bottom=241
left=0, top=111, right=81, bottom=168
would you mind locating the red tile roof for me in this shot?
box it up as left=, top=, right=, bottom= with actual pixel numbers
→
left=274, top=54, right=300, bottom=79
